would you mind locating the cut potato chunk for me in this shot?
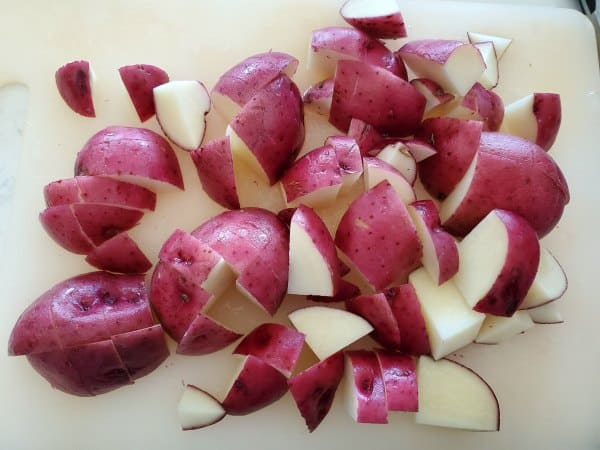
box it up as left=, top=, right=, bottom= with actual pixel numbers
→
left=475, top=311, right=534, bottom=344
left=178, top=385, right=226, bottom=430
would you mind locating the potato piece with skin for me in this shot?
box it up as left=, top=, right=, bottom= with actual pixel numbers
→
left=233, top=323, right=305, bottom=377
left=520, top=247, right=567, bottom=310
left=191, top=208, right=289, bottom=315
left=527, top=301, right=564, bottom=324
left=345, top=293, right=401, bottom=350
left=467, top=32, right=512, bottom=60
left=309, top=27, right=406, bottom=79
left=85, top=232, right=152, bottom=274
left=374, top=142, right=417, bottom=185
left=72, top=203, right=144, bottom=246
left=303, top=78, right=334, bottom=116
left=475, top=311, right=534, bottom=345
left=44, top=176, right=157, bottom=211
left=221, top=355, right=289, bottom=415
left=410, top=78, right=455, bottom=113
left=440, top=132, right=570, bottom=237
left=403, top=139, right=437, bottom=162
left=119, top=64, right=169, bottom=122
left=374, top=350, right=418, bottom=412
left=307, top=279, right=361, bottom=303
left=55, top=60, right=95, bottom=117
left=211, top=51, right=299, bottom=121
left=178, top=385, right=226, bottom=431
left=228, top=74, right=304, bottom=185
left=324, top=135, right=363, bottom=192
left=330, top=60, right=425, bottom=136
left=343, top=350, right=388, bottom=424
left=340, top=0, right=407, bottom=39
left=111, top=325, right=169, bottom=380
left=8, top=298, right=62, bottom=356
left=288, top=352, right=345, bottom=432
left=177, top=313, right=242, bottom=356
left=387, top=284, right=431, bottom=355
left=473, top=42, right=499, bottom=89
left=39, top=204, right=95, bottom=254
left=418, top=117, right=483, bottom=200
left=335, top=181, right=422, bottom=291
left=347, top=118, right=386, bottom=156
left=74, top=126, right=184, bottom=190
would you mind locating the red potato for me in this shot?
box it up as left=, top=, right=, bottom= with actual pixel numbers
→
left=307, top=279, right=361, bottom=303
left=211, top=51, right=299, bottom=121
left=386, top=284, right=431, bottom=355
left=374, top=350, right=418, bottom=412
left=440, top=132, right=570, bottom=237
left=501, top=92, right=561, bottom=151
left=345, top=293, right=401, bottom=350
left=407, top=200, right=459, bottom=285
left=177, top=313, right=242, bottom=356
left=55, top=60, right=95, bottom=117
left=288, top=206, right=341, bottom=297
left=340, top=0, right=407, bottom=39
left=191, top=136, right=239, bottom=209
left=527, top=301, right=564, bottom=324
left=403, top=139, right=437, bottom=162
left=44, top=176, right=157, bottom=212
left=473, top=41, right=499, bottom=89
left=475, top=311, right=534, bottom=345
left=228, top=74, right=305, bottom=185
left=347, top=118, right=386, bottom=156
left=72, top=204, right=144, bottom=246
left=221, top=355, right=289, bottom=415
left=410, top=78, right=455, bottom=112
left=467, top=32, right=512, bottom=60
left=397, top=40, right=486, bottom=96
left=324, top=135, right=364, bottom=192
left=364, top=156, right=416, bottom=206
left=85, top=232, right=152, bottom=274
left=453, top=209, right=540, bottom=317
left=374, top=142, right=417, bottom=185
left=309, top=27, right=406, bottom=79
left=191, top=208, right=289, bottom=315
left=178, top=385, right=227, bottom=431
left=39, top=205, right=94, bottom=254
left=335, top=181, right=422, bottom=291
left=343, top=350, right=388, bottom=424
left=288, top=352, right=345, bottom=432
left=119, top=64, right=169, bottom=122
left=233, top=323, right=305, bottom=377
left=74, top=126, right=184, bottom=190
left=330, top=60, right=426, bottom=136
left=303, top=78, right=334, bottom=116
left=111, top=325, right=169, bottom=379
left=520, top=247, right=568, bottom=310
left=418, top=117, right=483, bottom=200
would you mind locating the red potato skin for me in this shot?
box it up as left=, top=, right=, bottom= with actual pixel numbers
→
left=191, top=208, right=289, bottom=315
left=462, top=82, right=504, bottom=132
left=374, top=350, right=417, bottom=412
left=335, top=181, right=422, bottom=290
left=398, top=39, right=466, bottom=65
left=303, top=78, right=334, bottom=114
left=345, top=350, right=388, bottom=424
left=176, top=313, right=242, bottom=356
left=222, top=355, right=289, bottom=415
left=85, top=232, right=152, bottom=274
left=410, top=78, right=455, bottom=110
left=74, top=126, right=184, bottom=190
left=473, top=209, right=540, bottom=316
left=418, top=117, right=483, bottom=200
left=442, top=132, right=570, bottom=237
left=341, top=12, right=407, bottom=40
left=118, top=64, right=169, bottom=122
left=330, top=60, right=425, bottom=136
left=55, top=60, right=95, bottom=117
left=534, top=93, right=561, bottom=151
left=212, top=52, right=299, bottom=109
left=111, top=325, right=169, bottom=380
left=288, top=352, right=345, bottom=432
left=280, top=145, right=342, bottom=204
left=345, top=293, right=401, bottom=350
left=72, top=203, right=144, bottom=246
left=39, top=205, right=95, bottom=254
left=347, top=118, right=387, bottom=156
left=233, top=323, right=305, bottom=376
left=311, top=27, right=407, bottom=79
left=307, top=279, right=361, bottom=303
left=324, top=135, right=363, bottom=177
left=27, top=349, right=89, bottom=396
left=191, top=136, right=240, bottom=209
left=8, top=297, right=62, bottom=356
left=386, top=284, right=431, bottom=355
left=230, top=74, right=305, bottom=185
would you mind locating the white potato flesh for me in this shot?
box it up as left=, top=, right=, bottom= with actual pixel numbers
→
left=527, top=301, right=564, bottom=324
left=226, top=126, right=270, bottom=184
left=452, top=211, right=509, bottom=308
left=154, top=80, right=210, bottom=150
left=407, top=206, right=441, bottom=284
left=409, top=268, right=484, bottom=360
left=282, top=183, right=342, bottom=209
left=500, top=94, right=537, bottom=141
left=375, top=142, right=417, bottom=185
left=178, top=385, right=226, bottom=430
left=439, top=153, right=478, bottom=222
left=341, top=0, right=399, bottom=18
left=416, top=356, right=499, bottom=431
left=288, top=306, right=373, bottom=360
left=363, top=160, right=416, bottom=205
left=475, top=311, right=534, bottom=344
left=474, top=42, right=499, bottom=89
left=288, top=222, right=334, bottom=296
left=202, top=259, right=238, bottom=300
left=520, top=247, right=567, bottom=309
left=467, top=32, right=512, bottom=60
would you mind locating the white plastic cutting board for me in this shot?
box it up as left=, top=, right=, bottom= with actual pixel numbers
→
left=1, top=0, right=599, bottom=449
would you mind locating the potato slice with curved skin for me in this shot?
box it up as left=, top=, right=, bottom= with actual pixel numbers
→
left=75, top=126, right=184, bottom=190
left=374, top=142, right=417, bottom=185
left=119, top=64, right=169, bottom=122
left=345, top=293, right=401, bottom=350
left=403, top=139, right=437, bottom=162
left=324, top=135, right=363, bottom=193
left=343, top=350, right=388, bottom=424
left=178, top=385, right=226, bottom=431
left=347, top=118, right=386, bottom=156
left=335, top=181, right=422, bottom=290
left=374, top=350, right=418, bottom=412
left=467, top=32, right=512, bottom=60
left=39, top=204, right=95, bottom=254
left=288, top=352, right=345, bottom=432
left=233, top=323, right=305, bottom=377
left=72, top=204, right=144, bottom=246
left=340, top=0, right=407, bottom=39
left=330, top=60, right=425, bottom=136
left=55, top=60, right=95, bottom=117
left=520, top=247, right=568, bottom=310
left=526, top=301, right=564, bottom=324
left=303, top=78, right=334, bottom=116
left=475, top=311, right=534, bottom=345
left=473, top=42, right=499, bottom=89
left=177, top=313, right=242, bottom=356
left=221, top=355, right=288, bottom=415
left=85, top=232, right=152, bottom=274
left=386, top=285, right=432, bottom=356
